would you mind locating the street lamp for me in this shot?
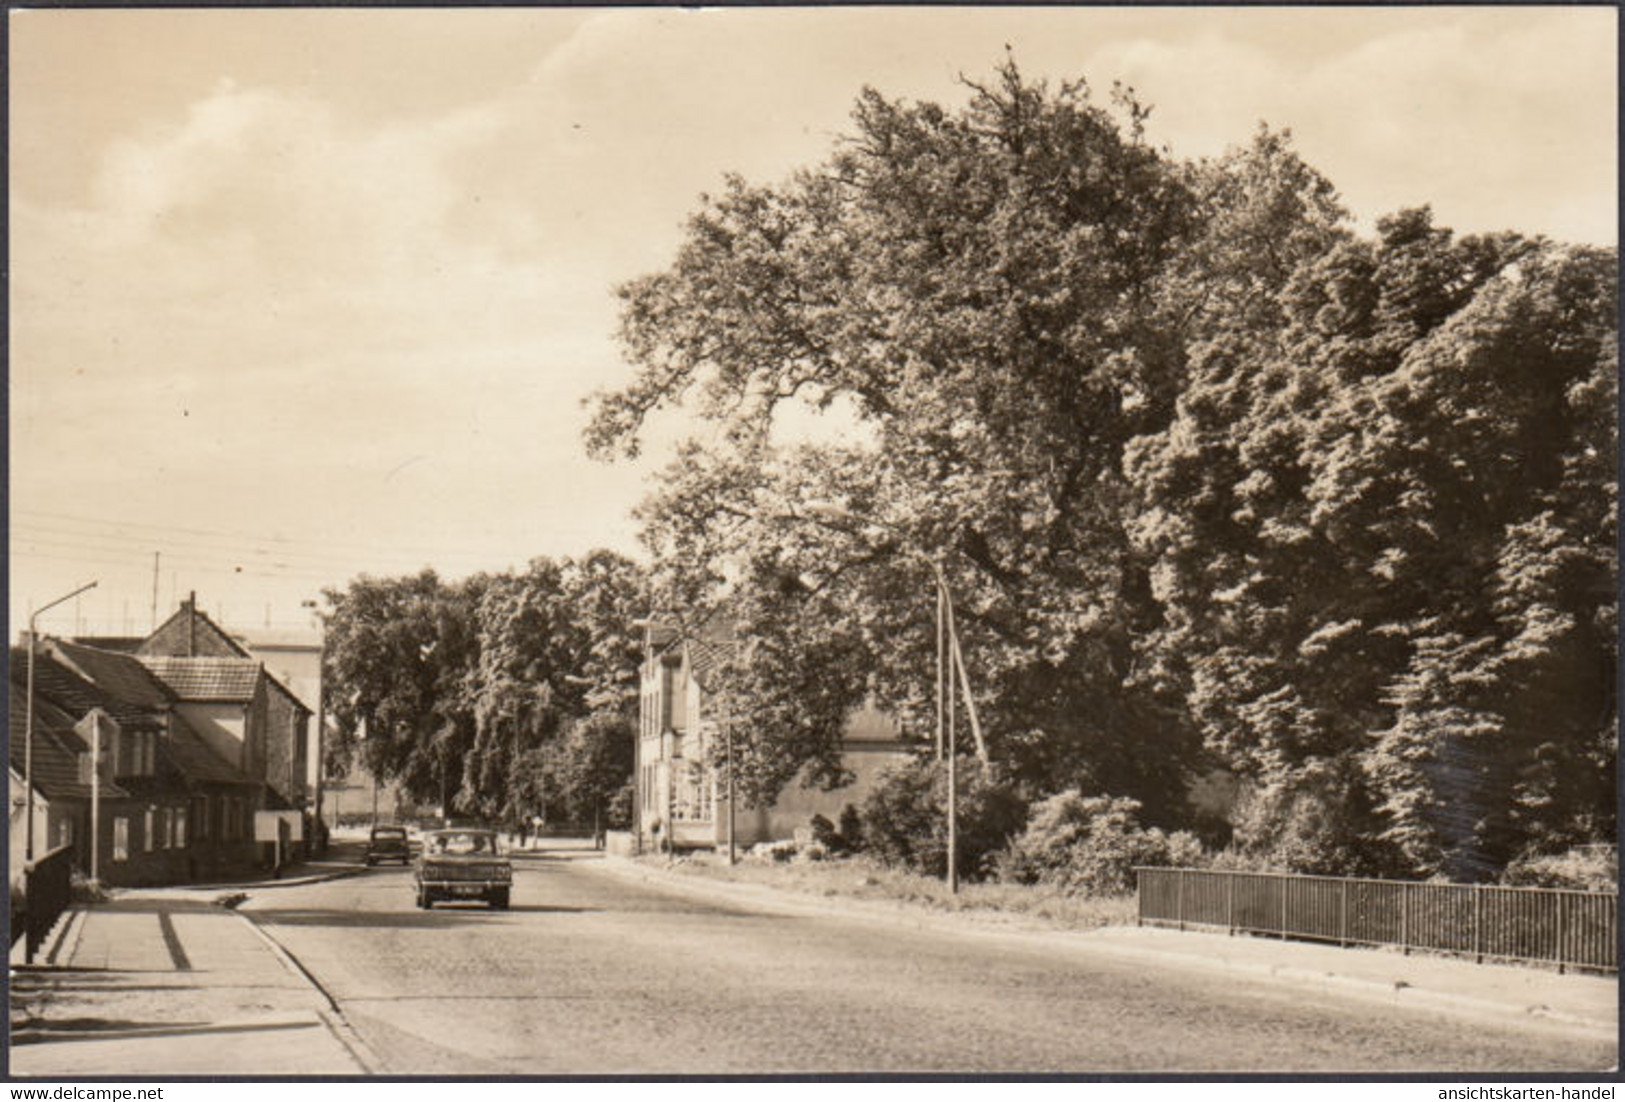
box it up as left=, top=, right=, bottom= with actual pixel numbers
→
left=25, top=581, right=98, bottom=862
left=799, top=503, right=986, bottom=893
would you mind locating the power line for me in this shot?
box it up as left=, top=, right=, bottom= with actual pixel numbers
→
left=13, top=507, right=545, bottom=563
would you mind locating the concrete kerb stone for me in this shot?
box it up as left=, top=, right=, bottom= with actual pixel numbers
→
left=584, top=854, right=1617, bottom=1041
left=229, top=902, right=380, bottom=1073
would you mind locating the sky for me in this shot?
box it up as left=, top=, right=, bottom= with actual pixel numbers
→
left=8, top=5, right=1617, bottom=639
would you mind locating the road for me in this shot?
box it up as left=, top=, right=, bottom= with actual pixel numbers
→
left=243, top=847, right=1615, bottom=1074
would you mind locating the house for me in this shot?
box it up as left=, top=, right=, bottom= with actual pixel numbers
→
left=634, top=618, right=914, bottom=852
left=130, top=599, right=313, bottom=813
left=10, top=643, right=264, bottom=885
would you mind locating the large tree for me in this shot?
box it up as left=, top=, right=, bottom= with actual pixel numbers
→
left=588, top=61, right=1340, bottom=821
left=1128, top=208, right=1617, bottom=876
left=322, top=552, right=647, bottom=823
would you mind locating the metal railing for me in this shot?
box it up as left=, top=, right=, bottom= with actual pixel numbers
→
left=1135, top=866, right=1616, bottom=972
left=16, top=844, right=76, bottom=964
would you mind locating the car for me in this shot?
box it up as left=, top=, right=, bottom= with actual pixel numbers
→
left=413, top=828, right=512, bottom=909
left=364, top=825, right=412, bottom=866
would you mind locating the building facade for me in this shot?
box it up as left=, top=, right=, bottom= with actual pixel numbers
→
left=634, top=619, right=914, bottom=852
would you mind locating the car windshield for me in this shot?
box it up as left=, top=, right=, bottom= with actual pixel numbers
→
left=428, top=832, right=495, bottom=856
left=373, top=828, right=406, bottom=839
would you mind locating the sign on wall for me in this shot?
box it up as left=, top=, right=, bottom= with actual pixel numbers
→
left=254, top=809, right=303, bottom=842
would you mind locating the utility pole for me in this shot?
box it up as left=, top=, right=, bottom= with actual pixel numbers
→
left=90, top=712, right=101, bottom=883
left=27, top=581, right=98, bottom=862
left=151, top=552, right=160, bottom=631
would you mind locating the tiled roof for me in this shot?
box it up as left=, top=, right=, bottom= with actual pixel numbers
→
left=687, top=638, right=738, bottom=692
left=138, top=657, right=262, bottom=702
left=7, top=692, right=129, bottom=801
left=70, top=635, right=145, bottom=654
left=139, top=603, right=252, bottom=659
left=10, top=646, right=164, bottom=731
left=50, top=640, right=175, bottom=709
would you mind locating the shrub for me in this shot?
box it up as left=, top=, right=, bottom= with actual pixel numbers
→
left=838, top=804, right=864, bottom=853
left=995, top=791, right=1205, bottom=897
left=860, top=757, right=1027, bottom=880
left=1502, top=845, right=1617, bottom=892
left=749, top=839, right=799, bottom=863
left=808, top=813, right=845, bottom=854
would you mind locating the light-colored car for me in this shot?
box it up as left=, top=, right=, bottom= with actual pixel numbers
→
left=413, top=828, right=512, bottom=910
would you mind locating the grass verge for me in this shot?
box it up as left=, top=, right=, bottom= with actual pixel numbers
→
left=636, top=849, right=1136, bottom=931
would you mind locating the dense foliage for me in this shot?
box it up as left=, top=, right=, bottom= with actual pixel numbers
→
left=994, top=791, right=1204, bottom=896
left=857, top=757, right=1028, bottom=879
left=321, top=551, right=646, bottom=826
left=589, top=58, right=1616, bottom=880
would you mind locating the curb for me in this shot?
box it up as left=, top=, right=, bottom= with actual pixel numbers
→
left=585, top=856, right=1617, bottom=1040
left=229, top=908, right=381, bottom=1074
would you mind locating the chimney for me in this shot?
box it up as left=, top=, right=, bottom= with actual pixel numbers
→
left=188, top=591, right=197, bottom=656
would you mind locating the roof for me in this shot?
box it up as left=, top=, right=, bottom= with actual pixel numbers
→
left=138, top=656, right=263, bottom=702
left=10, top=646, right=165, bottom=732
left=70, top=635, right=145, bottom=654
left=8, top=691, right=130, bottom=801
left=231, top=628, right=321, bottom=652
left=49, top=639, right=175, bottom=709
left=139, top=602, right=253, bottom=659
left=687, top=637, right=739, bottom=692
left=136, top=654, right=312, bottom=714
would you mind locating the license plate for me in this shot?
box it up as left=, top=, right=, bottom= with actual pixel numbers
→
left=452, top=884, right=482, bottom=896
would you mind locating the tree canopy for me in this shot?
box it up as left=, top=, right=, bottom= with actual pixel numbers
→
left=321, top=552, right=646, bottom=825
left=588, top=58, right=1616, bottom=878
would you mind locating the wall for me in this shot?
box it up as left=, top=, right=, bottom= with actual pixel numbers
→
left=721, top=740, right=916, bottom=848
left=261, top=682, right=310, bottom=808
left=176, top=702, right=250, bottom=773
left=8, top=771, right=52, bottom=876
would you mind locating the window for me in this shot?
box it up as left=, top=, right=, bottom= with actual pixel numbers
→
left=192, top=796, right=209, bottom=843
left=673, top=761, right=712, bottom=822
left=144, top=808, right=155, bottom=852
left=113, top=817, right=129, bottom=862
left=176, top=807, right=188, bottom=849
left=54, top=817, right=73, bottom=849
left=159, top=808, right=172, bottom=849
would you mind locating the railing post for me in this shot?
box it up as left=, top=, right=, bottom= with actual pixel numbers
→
left=1227, top=873, right=1236, bottom=936
left=1340, top=879, right=1349, bottom=948
left=1279, top=875, right=1288, bottom=940
left=1473, top=885, right=1483, bottom=964
left=1177, top=868, right=1186, bottom=932
left=1400, top=882, right=1410, bottom=956
left=1135, top=869, right=1142, bottom=928
left=1556, top=892, right=1567, bottom=975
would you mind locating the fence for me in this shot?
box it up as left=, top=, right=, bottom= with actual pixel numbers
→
left=1135, top=866, right=1616, bottom=973
left=14, top=844, right=76, bottom=964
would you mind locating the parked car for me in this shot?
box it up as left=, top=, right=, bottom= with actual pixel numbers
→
left=365, top=825, right=412, bottom=866
left=414, top=828, right=512, bottom=909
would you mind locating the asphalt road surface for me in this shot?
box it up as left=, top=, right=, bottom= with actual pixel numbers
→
left=243, top=849, right=1615, bottom=1074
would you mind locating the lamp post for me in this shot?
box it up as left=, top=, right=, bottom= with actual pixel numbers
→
left=799, top=503, right=984, bottom=893
left=26, top=581, right=98, bottom=862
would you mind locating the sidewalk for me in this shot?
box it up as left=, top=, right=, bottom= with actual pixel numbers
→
left=9, top=892, right=372, bottom=1076
left=587, top=854, right=1619, bottom=1043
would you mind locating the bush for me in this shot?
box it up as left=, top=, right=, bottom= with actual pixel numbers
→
left=1502, top=845, right=1617, bottom=892
left=749, top=839, right=799, bottom=863
left=838, top=804, right=864, bottom=853
left=808, top=813, right=846, bottom=854
left=995, top=791, right=1205, bottom=897
left=860, top=757, right=1027, bottom=881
